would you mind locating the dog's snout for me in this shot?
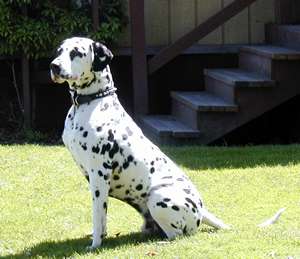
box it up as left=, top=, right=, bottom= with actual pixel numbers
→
left=50, top=63, right=61, bottom=76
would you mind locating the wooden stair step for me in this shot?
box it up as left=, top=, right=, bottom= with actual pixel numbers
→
left=267, top=25, right=300, bottom=50
left=141, top=115, right=201, bottom=138
left=171, top=91, right=238, bottom=112
left=241, top=45, right=300, bottom=60
left=204, top=68, right=275, bottom=87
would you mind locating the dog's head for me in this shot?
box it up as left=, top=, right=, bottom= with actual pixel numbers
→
left=50, top=37, right=113, bottom=89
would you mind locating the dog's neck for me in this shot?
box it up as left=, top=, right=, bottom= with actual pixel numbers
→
left=68, top=66, right=115, bottom=96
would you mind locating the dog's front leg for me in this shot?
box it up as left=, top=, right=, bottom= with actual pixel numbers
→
left=87, top=168, right=110, bottom=250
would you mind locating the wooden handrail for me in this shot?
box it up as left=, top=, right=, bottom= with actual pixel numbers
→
left=148, top=0, right=257, bottom=75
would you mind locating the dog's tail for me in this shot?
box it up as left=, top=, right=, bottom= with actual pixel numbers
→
left=258, top=208, right=286, bottom=228
left=200, top=207, right=286, bottom=230
left=200, top=208, right=231, bottom=230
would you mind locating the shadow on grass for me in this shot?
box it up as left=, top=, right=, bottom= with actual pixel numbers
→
left=162, top=145, right=300, bottom=170
left=2, top=232, right=163, bottom=258
left=3, top=228, right=220, bottom=258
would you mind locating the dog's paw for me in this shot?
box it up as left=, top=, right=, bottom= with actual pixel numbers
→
left=86, top=240, right=102, bottom=252
left=86, top=244, right=101, bottom=252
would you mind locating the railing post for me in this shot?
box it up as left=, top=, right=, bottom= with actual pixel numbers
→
left=22, top=55, right=31, bottom=129
left=21, top=5, right=31, bottom=129
left=92, top=0, right=100, bottom=31
left=129, top=0, right=149, bottom=116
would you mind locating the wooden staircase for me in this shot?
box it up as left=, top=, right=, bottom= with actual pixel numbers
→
left=141, top=25, right=300, bottom=145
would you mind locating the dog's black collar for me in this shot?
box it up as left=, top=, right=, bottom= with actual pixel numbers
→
left=69, top=87, right=116, bottom=106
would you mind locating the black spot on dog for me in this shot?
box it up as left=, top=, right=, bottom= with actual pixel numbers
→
left=183, top=189, right=191, bottom=194
left=156, top=202, right=168, bottom=208
left=101, top=143, right=111, bottom=155
left=163, top=198, right=171, bottom=202
left=103, top=162, right=112, bottom=169
left=101, top=103, right=109, bottom=111
left=96, top=126, right=102, bottom=132
left=199, top=200, right=203, bottom=207
left=92, top=145, right=100, bottom=154
left=122, top=134, right=128, bottom=140
left=116, top=185, right=123, bottom=189
left=141, top=192, right=147, bottom=198
left=109, top=141, right=119, bottom=159
left=112, top=161, right=119, bottom=170
left=150, top=167, right=155, bottom=174
left=136, top=184, right=143, bottom=191
left=113, top=175, right=120, bottom=180
left=103, top=202, right=107, bottom=210
left=98, top=170, right=103, bottom=177
left=81, top=143, right=87, bottom=151
left=185, top=197, right=197, bottom=209
left=171, top=223, right=177, bottom=229
left=79, top=126, right=84, bottom=131
left=162, top=176, right=172, bottom=179
left=125, top=190, right=130, bottom=195
left=197, top=219, right=201, bottom=227
left=171, top=205, right=180, bottom=211
left=95, top=190, right=100, bottom=197
left=123, top=161, right=129, bottom=170
left=103, top=174, right=109, bottom=181
left=108, top=129, right=114, bottom=142
left=70, top=47, right=83, bottom=61
left=150, top=161, right=154, bottom=166
left=127, top=155, right=134, bottom=162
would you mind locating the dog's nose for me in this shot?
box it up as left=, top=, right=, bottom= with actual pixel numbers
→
left=50, top=63, right=61, bottom=76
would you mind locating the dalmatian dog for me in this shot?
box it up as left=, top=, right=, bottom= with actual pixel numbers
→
left=50, top=37, right=229, bottom=249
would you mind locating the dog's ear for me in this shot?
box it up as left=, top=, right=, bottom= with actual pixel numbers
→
left=92, top=42, right=113, bottom=72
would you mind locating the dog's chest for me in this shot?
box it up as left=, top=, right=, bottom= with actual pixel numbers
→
left=62, top=98, right=117, bottom=165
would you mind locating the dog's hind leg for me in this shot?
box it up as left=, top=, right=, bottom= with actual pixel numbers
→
left=146, top=189, right=194, bottom=240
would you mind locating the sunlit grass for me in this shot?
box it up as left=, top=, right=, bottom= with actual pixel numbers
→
left=0, top=144, right=299, bottom=258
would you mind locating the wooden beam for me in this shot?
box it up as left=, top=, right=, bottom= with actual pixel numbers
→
left=92, top=0, right=100, bottom=31
left=148, top=0, right=257, bottom=75
left=129, top=0, right=149, bottom=116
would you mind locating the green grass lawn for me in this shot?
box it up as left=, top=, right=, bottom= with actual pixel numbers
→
left=0, top=144, right=299, bottom=258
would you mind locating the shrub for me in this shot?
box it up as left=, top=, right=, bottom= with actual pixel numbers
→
left=0, top=0, right=127, bottom=58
